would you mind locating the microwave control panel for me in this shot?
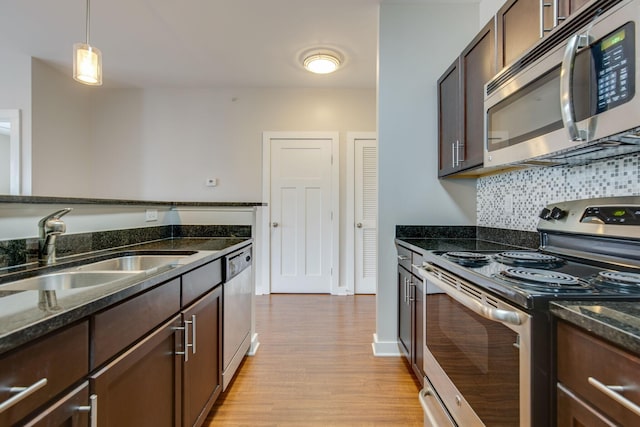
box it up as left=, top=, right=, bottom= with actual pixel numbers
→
left=593, top=22, right=635, bottom=114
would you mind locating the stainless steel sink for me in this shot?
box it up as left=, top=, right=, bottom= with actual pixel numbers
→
left=0, top=271, right=140, bottom=291
left=72, top=255, right=189, bottom=272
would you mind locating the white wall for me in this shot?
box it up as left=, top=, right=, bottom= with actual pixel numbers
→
left=31, top=59, right=93, bottom=197
left=88, top=87, right=375, bottom=202
left=0, top=40, right=32, bottom=195
left=376, top=1, right=479, bottom=354
left=479, top=0, right=504, bottom=25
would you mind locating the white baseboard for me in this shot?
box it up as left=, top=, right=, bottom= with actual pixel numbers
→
left=371, top=333, right=401, bottom=357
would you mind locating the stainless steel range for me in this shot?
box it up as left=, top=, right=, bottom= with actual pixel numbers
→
left=417, top=196, right=640, bottom=427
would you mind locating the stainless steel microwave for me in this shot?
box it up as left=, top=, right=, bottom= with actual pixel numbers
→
left=484, top=0, right=640, bottom=168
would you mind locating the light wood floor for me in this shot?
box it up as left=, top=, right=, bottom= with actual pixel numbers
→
left=206, top=294, right=424, bottom=426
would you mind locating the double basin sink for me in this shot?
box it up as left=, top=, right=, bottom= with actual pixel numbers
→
left=0, top=254, right=194, bottom=292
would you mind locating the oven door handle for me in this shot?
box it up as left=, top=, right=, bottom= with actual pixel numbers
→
left=418, top=266, right=523, bottom=326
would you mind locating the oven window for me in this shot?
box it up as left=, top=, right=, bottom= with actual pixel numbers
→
left=426, top=291, right=520, bottom=425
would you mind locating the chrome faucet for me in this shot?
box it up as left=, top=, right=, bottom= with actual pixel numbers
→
left=38, top=208, right=72, bottom=266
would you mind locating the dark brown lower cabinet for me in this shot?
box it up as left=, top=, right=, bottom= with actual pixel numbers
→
left=23, top=383, right=90, bottom=427
left=90, top=315, right=182, bottom=427
left=557, top=383, right=616, bottom=427
left=0, top=321, right=89, bottom=427
left=556, top=320, right=640, bottom=426
left=398, top=256, right=424, bottom=384
left=398, top=265, right=412, bottom=359
left=182, top=286, right=223, bottom=427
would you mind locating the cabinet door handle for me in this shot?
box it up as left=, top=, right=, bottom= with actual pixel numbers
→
left=456, top=140, right=464, bottom=163
left=588, top=376, right=640, bottom=416
left=403, top=277, right=408, bottom=304
left=190, top=314, right=197, bottom=355
left=409, top=279, right=416, bottom=302
left=451, top=142, right=456, bottom=168
left=0, top=378, right=47, bottom=413
left=176, top=319, right=193, bottom=362
left=78, top=394, right=98, bottom=427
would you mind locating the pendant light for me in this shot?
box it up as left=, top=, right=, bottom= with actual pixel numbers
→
left=73, top=0, right=102, bottom=86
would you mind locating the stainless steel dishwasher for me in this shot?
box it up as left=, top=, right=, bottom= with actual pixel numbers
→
left=222, top=245, right=252, bottom=390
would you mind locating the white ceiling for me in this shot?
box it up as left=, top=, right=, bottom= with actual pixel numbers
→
left=1, top=0, right=393, bottom=89
left=2, top=0, right=480, bottom=90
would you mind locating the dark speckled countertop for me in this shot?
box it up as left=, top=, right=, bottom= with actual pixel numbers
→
left=551, top=301, right=640, bottom=355
left=396, top=238, right=529, bottom=254
left=0, top=237, right=251, bottom=355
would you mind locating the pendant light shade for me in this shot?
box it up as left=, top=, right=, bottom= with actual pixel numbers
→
left=73, top=43, right=102, bottom=85
left=73, top=0, right=102, bottom=86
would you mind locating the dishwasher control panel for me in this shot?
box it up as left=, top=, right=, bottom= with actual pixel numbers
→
left=225, top=246, right=252, bottom=280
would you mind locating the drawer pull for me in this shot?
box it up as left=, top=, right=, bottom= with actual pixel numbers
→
left=588, top=376, right=640, bottom=416
left=0, top=378, right=48, bottom=413
left=190, top=314, right=197, bottom=355
left=78, top=394, right=98, bottom=427
left=397, top=255, right=409, bottom=261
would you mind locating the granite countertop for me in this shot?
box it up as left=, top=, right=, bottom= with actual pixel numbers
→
left=0, top=237, right=251, bottom=355
left=396, top=237, right=529, bottom=254
left=551, top=301, right=640, bottom=355
left=0, top=194, right=266, bottom=207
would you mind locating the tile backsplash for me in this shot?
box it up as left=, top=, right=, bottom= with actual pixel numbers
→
left=477, top=154, right=640, bottom=231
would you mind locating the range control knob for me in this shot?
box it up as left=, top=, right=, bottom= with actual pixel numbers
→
left=539, top=208, right=552, bottom=220
left=550, top=207, right=567, bottom=220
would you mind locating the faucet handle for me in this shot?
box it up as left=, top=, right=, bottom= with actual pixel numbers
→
left=38, top=208, right=72, bottom=228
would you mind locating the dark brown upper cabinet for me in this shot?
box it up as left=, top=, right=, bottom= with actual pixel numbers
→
left=438, top=19, right=496, bottom=177
left=497, top=0, right=591, bottom=70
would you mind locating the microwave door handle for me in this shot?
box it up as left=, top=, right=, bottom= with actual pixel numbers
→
left=560, top=33, right=590, bottom=141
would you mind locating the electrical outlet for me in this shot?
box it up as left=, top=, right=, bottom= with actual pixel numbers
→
left=145, top=209, right=158, bottom=222
left=206, top=178, right=218, bottom=187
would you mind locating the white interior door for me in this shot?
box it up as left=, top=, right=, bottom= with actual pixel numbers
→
left=354, top=138, right=377, bottom=294
left=270, top=138, right=334, bottom=293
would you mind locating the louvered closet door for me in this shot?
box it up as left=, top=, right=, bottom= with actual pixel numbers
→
left=355, top=139, right=377, bottom=294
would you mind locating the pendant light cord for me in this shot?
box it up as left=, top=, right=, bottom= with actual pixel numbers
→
left=85, top=0, right=91, bottom=44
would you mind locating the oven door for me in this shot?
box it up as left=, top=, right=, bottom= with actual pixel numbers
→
left=418, top=265, right=531, bottom=426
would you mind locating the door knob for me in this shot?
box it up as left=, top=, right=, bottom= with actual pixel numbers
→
left=272, top=222, right=279, bottom=228
left=356, top=223, right=363, bottom=228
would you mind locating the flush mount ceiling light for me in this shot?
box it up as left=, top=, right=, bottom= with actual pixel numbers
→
left=303, top=50, right=342, bottom=74
left=73, top=0, right=102, bottom=86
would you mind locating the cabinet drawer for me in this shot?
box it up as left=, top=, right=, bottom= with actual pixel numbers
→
left=0, top=321, right=89, bottom=426
left=23, top=382, right=90, bottom=427
left=182, top=259, right=222, bottom=306
left=557, top=383, right=616, bottom=427
left=397, top=245, right=412, bottom=271
left=557, top=321, right=640, bottom=426
left=92, top=278, right=180, bottom=368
